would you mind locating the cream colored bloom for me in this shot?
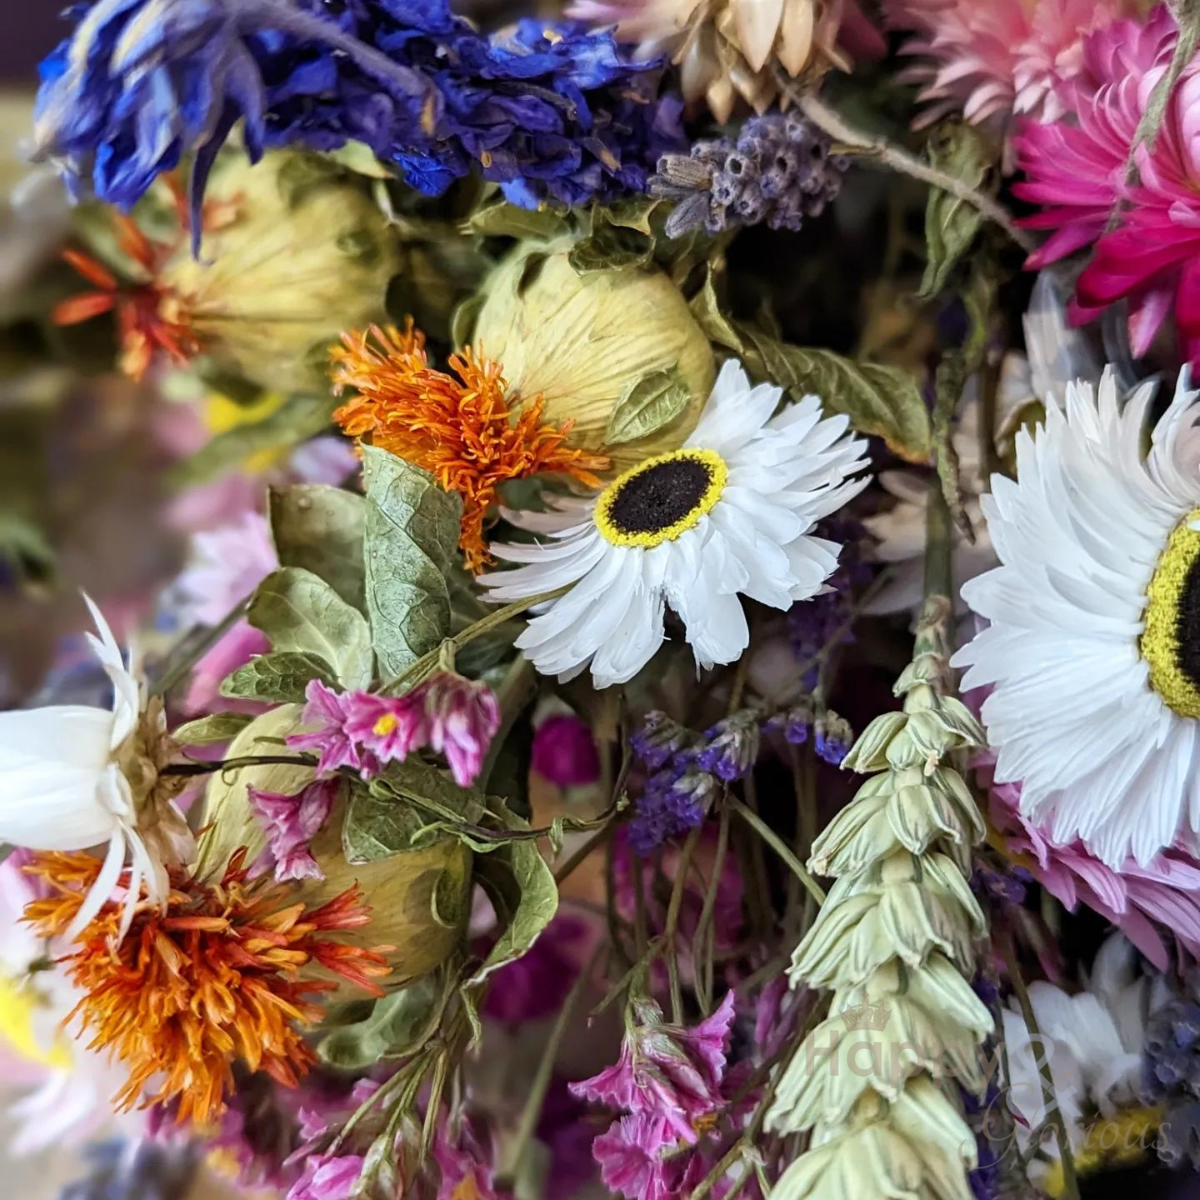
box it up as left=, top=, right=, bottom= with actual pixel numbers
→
left=0, top=599, right=193, bottom=939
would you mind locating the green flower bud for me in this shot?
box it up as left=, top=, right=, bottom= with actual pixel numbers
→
left=470, top=239, right=716, bottom=473
left=841, top=711, right=909, bottom=775
left=162, top=152, right=402, bottom=393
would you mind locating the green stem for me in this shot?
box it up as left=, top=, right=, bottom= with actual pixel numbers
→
left=380, top=586, right=569, bottom=694
left=495, top=947, right=602, bottom=1189
left=663, top=819, right=705, bottom=1023
left=923, top=472, right=955, bottom=610
left=1003, top=937, right=1080, bottom=1200
left=730, top=797, right=826, bottom=907
left=160, top=752, right=315, bottom=778
left=151, top=596, right=250, bottom=698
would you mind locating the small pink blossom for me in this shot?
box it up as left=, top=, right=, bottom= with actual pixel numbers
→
left=570, top=992, right=736, bottom=1143
left=286, top=1153, right=365, bottom=1200
left=433, top=1127, right=498, bottom=1200
left=176, top=512, right=278, bottom=626
left=981, top=755, right=1200, bottom=970
left=421, top=673, right=502, bottom=788
left=183, top=622, right=270, bottom=716
left=288, top=680, right=378, bottom=777
left=531, top=714, right=602, bottom=788
left=248, top=779, right=338, bottom=882
left=593, top=1114, right=688, bottom=1200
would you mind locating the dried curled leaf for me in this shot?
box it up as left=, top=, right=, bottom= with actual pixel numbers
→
left=269, top=485, right=366, bottom=611
left=173, top=712, right=256, bottom=745
left=219, top=650, right=338, bottom=703
left=919, top=124, right=992, bottom=299
left=605, top=366, right=691, bottom=447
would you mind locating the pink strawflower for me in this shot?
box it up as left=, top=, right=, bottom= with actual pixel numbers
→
left=421, top=673, right=502, bottom=788
left=288, top=680, right=378, bottom=777
left=570, top=992, right=736, bottom=1143
left=981, top=756, right=1200, bottom=971
left=531, top=714, right=602, bottom=788
left=176, top=511, right=278, bottom=626
left=286, top=1153, right=365, bottom=1200
left=884, top=0, right=1137, bottom=130
left=248, top=779, right=338, bottom=882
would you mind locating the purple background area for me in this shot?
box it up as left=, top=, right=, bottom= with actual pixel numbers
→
left=0, top=9, right=62, bottom=84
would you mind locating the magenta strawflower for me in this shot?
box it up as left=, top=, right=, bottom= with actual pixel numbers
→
left=570, top=992, right=736, bottom=1143
left=248, top=779, right=338, bottom=883
left=288, top=680, right=377, bottom=777
left=531, top=713, right=602, bottom=788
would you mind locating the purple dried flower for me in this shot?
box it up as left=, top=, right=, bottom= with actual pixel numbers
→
left=628, top=756, right=718, bottom=855
left=248, top=778, right=338, bottom=883
left=651, top=111, right=848, bottom=238
left=814, top=711, right=853, bottom=766
left=696, top=711, right=760, bottom=783
left=532, top=713, right=602, bottom=788
left=630, top=710, right=695, bottom=772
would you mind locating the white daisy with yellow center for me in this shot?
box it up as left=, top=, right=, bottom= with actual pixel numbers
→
left=480, top=359, right=870, bottom=688
left=953, top=367, right=1200, bottom=867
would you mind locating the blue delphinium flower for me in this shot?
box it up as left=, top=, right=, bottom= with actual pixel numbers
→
left=34, top=0, right=682, bottom=243
left=59, top=1139, right=198, bottom=1200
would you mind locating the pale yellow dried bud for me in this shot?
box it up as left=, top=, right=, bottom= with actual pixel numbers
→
left=470, top=239, right=716, bottom=473
left=885, top=700, right=984, bottom=772
left=163, top=152, right=402, bottom=393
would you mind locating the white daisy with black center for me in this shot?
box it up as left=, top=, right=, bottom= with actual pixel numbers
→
left=479, top=359, right=871, bottom=688
left=953, top=367, right=1200, bottom=867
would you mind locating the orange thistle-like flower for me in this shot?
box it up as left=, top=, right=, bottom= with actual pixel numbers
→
left=22, top=849, right=390, bottom=1128
left=331, top=321, right=610, bottom=572
left=53, top=213, right=199, bottom=382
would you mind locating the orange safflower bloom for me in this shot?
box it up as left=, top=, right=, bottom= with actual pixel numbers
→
left=331, top=322, right=610, bottom=572
left=22, top=849, right=390, bottom=1128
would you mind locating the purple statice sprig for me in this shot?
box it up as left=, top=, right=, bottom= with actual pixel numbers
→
left=765, top=703, right=854, bottom=767
left=628, top=709, right=766, bottom=854
left=651, top=111, right=848, bottom=239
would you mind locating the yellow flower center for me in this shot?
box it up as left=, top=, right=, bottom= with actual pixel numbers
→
left=0, top=975, right=71, bottom=1070
left=373, top=713, right=399, bottom=737
left=594, top=448, right=727, bottom=549
left=1142, top=507, right=1200, bottom=718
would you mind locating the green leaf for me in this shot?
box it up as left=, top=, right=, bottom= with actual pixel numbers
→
left=604, top=366, right=691, bottom=446
left=248, top=567, right=374, bottom=689
left=219, top=650, right=338, bottom=703
left=688, top=265, right=744, bottom=353
left=368, top=759, right=489, bottom=837
left=568, top=207, right=655, bottom=274
left=602, top=198, right=661, bottom=237
left=739, top=325, right=932, bottom=464
left=173, top=712, right=256, bottom=745
left=361, top=447, right=462, bottom=678
left=464, top=202, right=569, bottom=241
left=468, top=802, right=558, bottom=987
left=269, top=485, right=366, bottom=611
left=919, top=125, right=992, bottom=298
left=317, top=976, right=442, bottom=1069
left=342, top=786, right=430, bottom=862
left=167, top=393, right=336, bottom=487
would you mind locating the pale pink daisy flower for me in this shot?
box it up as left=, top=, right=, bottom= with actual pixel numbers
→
left=980, top=756, right=1200, bottom=971
left=884, top=0, right=1138, bottom=131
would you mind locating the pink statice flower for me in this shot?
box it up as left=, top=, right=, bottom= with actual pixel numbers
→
left=248, top=779, right=339, bottom=883
left=593, top=1113, right=704, bottom=1200
left=421, top=673, right=502, bottom=788
left=531, top=713, right=602, bottom=788
left=289, top=675, right=500, bottom=787
left=288, top=680, right=378, bottom=777
left=980, top=756, right=1200, bottom=971
left=570, top=992, right=736, bottom=1143
left=884, top=0, right=1136, bottom=130
left=286, top=1153, right=366, bottom=1200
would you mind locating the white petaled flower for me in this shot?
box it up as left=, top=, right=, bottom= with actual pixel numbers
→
left=953, top=367, right=1200, bottom=867
left=479, top=360, right=870, bottom=688
left=0, top=599, right=193, bottom=939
